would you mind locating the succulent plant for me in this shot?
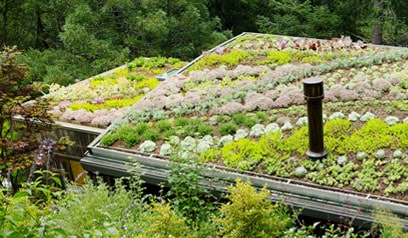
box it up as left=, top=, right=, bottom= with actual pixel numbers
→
left=139, top=140, right=156, bottom=153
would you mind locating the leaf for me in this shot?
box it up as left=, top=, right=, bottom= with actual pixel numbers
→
left=51, top=176, right=62, bottom=187
left=13, top=191, right=30, bottom=199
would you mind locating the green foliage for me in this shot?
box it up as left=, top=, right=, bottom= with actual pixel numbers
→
left=255, top=111, right=269, bottom=123
left=117, top=125, right=142, bottom=147
left=127, top=56, right=180, bottom=70
left=232, top=113, right=246, bottom=125
left=256, top=0, right=341, bottom=39
left=389, top=123, right=408, bottom=149
left=0, top=46, right=54, bottom=193
left=219, top=123, right=238, bottom=136
left=216, top=179, right=292, bottom=238
left=264, top=50, right=292, bottom=65
left=137, top=201, right=191, bottom=238
left=188, top=50, right=251, bottom=71
left=142, top=128, right=160, bottom=141
left=175, top=117, right=189, bottom=127
left=372, top=208, right=408, bottom=238
left=221, top=138, right=265, bottom=171
left=69, top=96, right=143, bottom=111
left=156, top=119, right=173, bottom=132
left=348, top=119, right=392, bottom=154
left=100, top=133, right=120, bottom=146
left=176, top=118, right=213, bottom=138
left=197, top=123, right=214, bottom=136
left=166, top=154, right=218, bottom=228
left=126, top=74, right=146, bottom=82
left=48, top=175, right=145, bottom=237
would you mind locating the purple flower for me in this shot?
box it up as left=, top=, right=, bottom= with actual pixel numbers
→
left=35, top=138, right=56, bottom=165
left=92, top=97, right=105, bottom=104
left=59, top=100, right=72, bottom=109
left=75, top=99, right=87, bottom=104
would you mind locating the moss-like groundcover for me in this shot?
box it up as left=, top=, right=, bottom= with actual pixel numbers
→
left=98, top=33, right=408, bottom=200
left=45, top=57, right=185, bottom=128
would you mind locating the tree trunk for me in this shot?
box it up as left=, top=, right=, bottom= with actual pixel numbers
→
left=371, top=0, right=383, bottom=44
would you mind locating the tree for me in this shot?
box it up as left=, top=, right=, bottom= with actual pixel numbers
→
left=0, top=46, right=53, bottom=193
left=256, top=0, right=341, bottom=39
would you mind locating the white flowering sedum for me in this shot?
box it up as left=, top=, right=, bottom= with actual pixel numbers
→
left=181, top=136, right=196, bottom=151
left=139, top=140, right=156, bottom=153
left=281, top=121, right=293, bottom=131
left=360, top=112, right=375, bottom=122
left=218, top=135, right=234, bottom=146
left=249, top=124, right=265, bottom=137
left=234, top=129, right=248, bottom=141
left=265, top=123, right=280, bottom=134
left=296, top=117, right=308, bottom=126
left=385, top=116, right=399, bottom=126
left=348, top=112, right=360, bottom=121
left=159, top=143, right=173, bottom=156
left=329, top=112, right=345, bottom=120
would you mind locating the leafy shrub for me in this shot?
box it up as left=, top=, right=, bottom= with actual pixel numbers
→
left=142, top=128, right=160, bottom=141
left=117, top=125, right=141, bottom=147
left=243, top=115, right=257, bottom=128
left=134, top=122, right=151, bottom=135
left=100, top=133, right=119, bottom=146
left=156, top=119, right=173, bottom=132
left=137, top=201, right=190, bottom=238
left=163, top=129, right=177, bottom=139
left=48, top=176, right=144, bottom=237
left=216, top=179, right=292, bottom=238
left=175, top=117, right=189, bottom=127
left=219, top=123, right=238, bottom=136
left=256, top=111, right=269, bottom=123
left=166, top=155, right=218, bottom=228
left=198, top=123, right=214, bottom=136
left=232, top=113, right=247, bottom=125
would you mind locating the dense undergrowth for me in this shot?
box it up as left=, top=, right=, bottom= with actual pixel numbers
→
left=1, top=159, right=407, bottom=238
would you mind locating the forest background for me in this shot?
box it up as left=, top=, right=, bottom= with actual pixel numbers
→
left=1, top=0, right=408, bottom=86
